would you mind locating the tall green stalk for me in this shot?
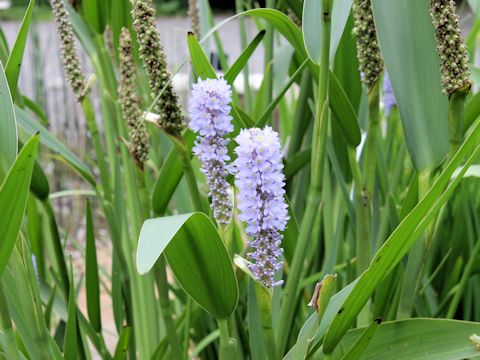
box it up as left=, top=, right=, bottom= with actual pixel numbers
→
left=276, top=0, right=332, bottom=354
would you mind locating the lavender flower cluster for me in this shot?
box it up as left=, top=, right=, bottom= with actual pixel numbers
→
left=188, top=78, right=234, bottom=225
left=188, top=79, right=289, bottom=288
left=232, top=127, right=289, bottom=288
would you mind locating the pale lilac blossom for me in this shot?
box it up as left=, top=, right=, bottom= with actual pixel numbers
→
left=232, top=127, right=289, bottom=288
left=188, top=78, right=233, bottom=224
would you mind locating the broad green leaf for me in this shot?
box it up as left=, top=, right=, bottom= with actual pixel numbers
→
left=323, top=114, right=480, bottom=353
left=152, top=130, right=195, bottom=215
left=85, top=200, right=101, bottom=332
left=5, top=0, right=35, bottom=101
left=0, top=134, right=39, bottom=276
left=371, top=0, right=449, bottom=171
left=224, top=30, right=266, bottom=85
left=303, top=0, right=353, bottom=62
left=15, top=106, right=95, bottom=185
left=137, top=213, right=238, bottom=319
left=0, top=61, right=18, bottom=174
left=332, top=319, right=480, bottom=360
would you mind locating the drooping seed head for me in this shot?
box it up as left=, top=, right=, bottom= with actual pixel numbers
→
left=430, top=0, right=470, bottom=95
left=119, top=28, right=150, bottom=163
left=132, top=0, right=184, bottom=134
left=50, top=0, right=86, bottom=101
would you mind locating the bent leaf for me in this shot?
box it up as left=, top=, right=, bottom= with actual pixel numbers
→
left=0, top=134, right=39, bottom=276
left=0, top=61, right=18, bottom=175
left=137, top=213, right=238, bottom=319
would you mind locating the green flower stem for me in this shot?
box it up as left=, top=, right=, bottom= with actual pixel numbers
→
left=218, top=319, right=238, bottom=360
left=276, top=0, right=332, bottom=354
left=447, top=85, right=469, bottom=161
left=396, top=171, right=430, bottom=319
left=81, top=96, right=112, bottom=202
left=0, top=283, right=19, bottom=360
left=264, top=0, right=275, bottom=123
left=154, top=257, right=184, bottom=360
left=363, top=80, right=381, bottom=199
left=172, top=135, right=206, bottom=214
left=236, top=0, right=252, bottom=112
left=254, top=283, right=278, bottom=360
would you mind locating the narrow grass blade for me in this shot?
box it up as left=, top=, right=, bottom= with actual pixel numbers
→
left=5, top=0, right=35, bottom=101
left=15, top=106, right=95, bottom=185
left=85, top=200, right=102, bottom=332
left=224, top=30, right=266, bottom=84
left=340, top=318, right=381, bottom=360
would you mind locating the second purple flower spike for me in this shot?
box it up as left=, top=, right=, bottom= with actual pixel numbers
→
left=232, top=126, right=289, bottom=288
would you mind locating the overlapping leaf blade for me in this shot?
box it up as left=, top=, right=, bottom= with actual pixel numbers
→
left=372, top=0, right=449, bottom=172
left=137, top=213, right=238, bottom=319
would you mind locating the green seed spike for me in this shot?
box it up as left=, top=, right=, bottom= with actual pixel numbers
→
left=119, top=28, right=150, bottom=164
left=430, top=0, right=471, bottom=96
left=50, top=0, right=86, bottom=101
left=132, top=0, right=184, bottom=134
left=352, top=0, right=384, bottom=89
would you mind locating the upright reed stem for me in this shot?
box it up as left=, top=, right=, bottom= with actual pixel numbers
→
left=447, top=85, right=469, bottom=161
left=276, top=0, right=332, bottom=354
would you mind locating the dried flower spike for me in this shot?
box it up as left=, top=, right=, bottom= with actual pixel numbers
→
left=353, top=0, right=384, bottom=89
left=188, top=0, right=200, bottom=36
left=232, top=127, right=289, bottom=288
left=189, top=78, right=233, bottom=225
left=430, top=0, right=470, bottom=96
left=51, top=0, right=86, bottom=101
left=132, top=0, right=184, bottom=134
left=119, top=28, right=150, bottom=164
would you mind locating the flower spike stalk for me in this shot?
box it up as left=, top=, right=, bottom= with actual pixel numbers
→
left=118, top=28, right=150, bottom=165
left=188, top=78, right=233, bottom=225
left=232, top=126, right=289, bottom=288
left=50, top=0, right=86, bottom=101
left=132, top=0, right=184, bottom=134
left=277, top=0, right=332, bottom=353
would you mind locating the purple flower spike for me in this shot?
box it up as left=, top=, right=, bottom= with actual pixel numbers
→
left=188, top=78, right=233, bottom=225
left=232, top=126, right=289, bottom=288
left=383, top=72, right=396, bottom=116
